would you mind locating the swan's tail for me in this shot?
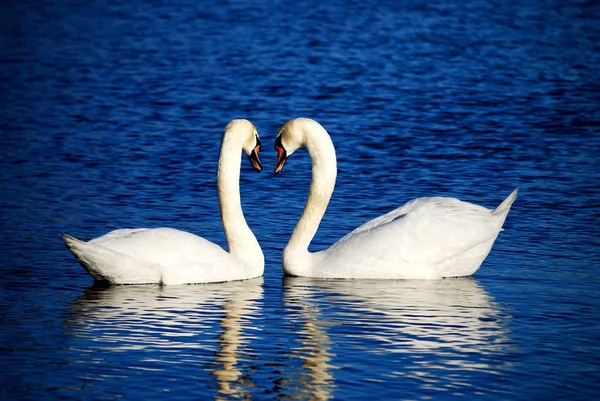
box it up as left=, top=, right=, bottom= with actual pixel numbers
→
left=62, top=233, right=160, bottom=284
left=491, top=187, right=519, bottom=226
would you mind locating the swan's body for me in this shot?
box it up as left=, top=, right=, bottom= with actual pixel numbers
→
left=274, top=118, right=517, bottom=279
left=63, top=119, right=264, bottom=285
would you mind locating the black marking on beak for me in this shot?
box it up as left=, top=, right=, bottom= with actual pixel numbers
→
left=248, top=136, right=262, bottom=173
left=274, top=135, right=287, bottom=175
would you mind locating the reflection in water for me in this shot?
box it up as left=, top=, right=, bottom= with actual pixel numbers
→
left=283, top=282, right=338, bottom=401
left=66, top=278, right=263, bottom=398
left=213, top=290, right=260, bottom=399
left=282, top=277, right=513, bottom=394
left=64, top=277, right=512, bottom=397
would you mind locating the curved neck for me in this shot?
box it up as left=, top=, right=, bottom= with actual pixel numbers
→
left=218, top=137, right=263, bottom=270
left=286, top=125, right=337, bottom=254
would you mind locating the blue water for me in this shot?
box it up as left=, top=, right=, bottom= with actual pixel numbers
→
left=1, top=0, right=600, bottom=399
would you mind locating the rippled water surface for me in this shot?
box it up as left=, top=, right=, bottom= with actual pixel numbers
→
left=2, top=0, right=600, bottom=399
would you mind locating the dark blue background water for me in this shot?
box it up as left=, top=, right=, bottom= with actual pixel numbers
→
left=1, top=0, right=599, bottom=399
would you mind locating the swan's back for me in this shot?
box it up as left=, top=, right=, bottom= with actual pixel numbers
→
left=63, top=228, right=249, bottom=285
left=63, top=233, right=163, bottom=284
left=89, top=228, right=228, bottom=268
left=321, top=189, right=518, bottom=279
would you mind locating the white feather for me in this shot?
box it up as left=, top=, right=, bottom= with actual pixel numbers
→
left=277, top=118, right=517, bottom=279
left=63, top=120, right=264, bottom=285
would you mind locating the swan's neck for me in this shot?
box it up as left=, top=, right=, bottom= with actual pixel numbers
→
left=284, top=126, right=337, bottom=275
left=218, top=138, right=263, bottom=272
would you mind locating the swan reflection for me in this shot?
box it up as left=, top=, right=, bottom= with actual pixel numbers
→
left=282, top=279, right=338, bottom=401
left=282, top=277, right=512, bottom=393
left=67, top=278, right=263, bottom=398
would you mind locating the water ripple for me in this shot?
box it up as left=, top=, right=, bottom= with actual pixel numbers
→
left=65, top=279, right=264, bottom=398
left=1, top=0, right=599, bottom=399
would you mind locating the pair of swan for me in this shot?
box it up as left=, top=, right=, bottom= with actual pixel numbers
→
left=63, top=118, right=518, bottom=284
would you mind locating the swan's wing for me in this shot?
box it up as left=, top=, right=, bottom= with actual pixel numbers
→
left=63, top=234, right=163, bottom=284
left=89, top=227, right=229, bottom=268
left=337, top=197, right=424, bottom=241
left=66, top=228, right=248, bottom=284
left=90, top=228, right=150, bottom=241
left=329, top=197, right=501, bottom=266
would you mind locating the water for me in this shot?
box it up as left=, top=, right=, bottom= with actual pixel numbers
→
left=1, top=0, right=599, bottom=399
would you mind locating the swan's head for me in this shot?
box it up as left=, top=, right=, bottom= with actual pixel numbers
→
left=274, top=118, right=323, bottom=175
left=225, top=119, right=262, bottom=173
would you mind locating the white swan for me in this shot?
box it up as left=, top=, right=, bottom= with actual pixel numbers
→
left=274, top=118, right=518, bottom=279
left=63, top=119, right=264, bottom=285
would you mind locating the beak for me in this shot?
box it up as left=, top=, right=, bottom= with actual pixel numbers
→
left=248, top=137, right=262, bottom=173
left=274, top=135, right=287, bottom=175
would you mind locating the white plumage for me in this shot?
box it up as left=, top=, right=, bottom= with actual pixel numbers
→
left=63, top=119, right=264, bottom=285
left=274, top=118, right=517, bottom=279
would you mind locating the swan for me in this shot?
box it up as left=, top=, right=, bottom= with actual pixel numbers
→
left=274, top=118, right=518, bottom=279
left=63, top=119, right=264, bottom=285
